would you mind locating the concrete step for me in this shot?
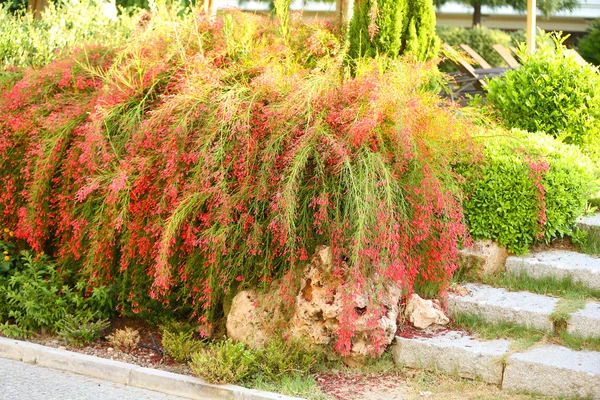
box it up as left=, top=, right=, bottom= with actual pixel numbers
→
left=503, top=345, right=600, bottom=399
left=505, top=250, right=600, bottom=291
left=393, top=331, right=600, bottom=399
left=447, top=283, right=557, bottom=332
left=577, top=212, right=600, bottom=232
left=447, top=283, right=600, bottom=338
left=393, top=330, right=510, bottom=385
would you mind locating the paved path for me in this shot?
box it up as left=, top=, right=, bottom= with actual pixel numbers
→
left=0, top=358, right=188, bottom=400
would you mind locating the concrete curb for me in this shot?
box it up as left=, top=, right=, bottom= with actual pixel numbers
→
left=0, top=337, right=303, bottom=400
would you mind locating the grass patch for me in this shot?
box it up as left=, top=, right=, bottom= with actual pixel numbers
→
left=550, top=298, right=586, bottom=333
left=251, top=373, right=329, bottom=400
left=571, top=227, right=600, bottom=255
left=481, top=272, right=600, bottom=302
left=452, top=313, right=546, bottom=344
left=560, top=331, right=600, bottom=352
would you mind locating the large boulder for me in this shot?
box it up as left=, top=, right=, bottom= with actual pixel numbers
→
left=226, top=289, right=282, bottom=349
left=290, top=246, right=402, bottom=360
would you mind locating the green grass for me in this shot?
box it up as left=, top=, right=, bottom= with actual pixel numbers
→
left=481, top=273, right=600, bottom=302
left=550, top=298, right=586, bottom=332
left=452, top=312, right=600, bottom=353
left=250, top=372, right=330, bottom=400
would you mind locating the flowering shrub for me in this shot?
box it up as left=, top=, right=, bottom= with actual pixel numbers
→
left=459, top=130, right=597, bottom=254
left=0, top=7, right=479, bottom=355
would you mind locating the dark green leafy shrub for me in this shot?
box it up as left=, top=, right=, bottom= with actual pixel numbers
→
left=486, top=32, right=600, bottom=149
left=460, top=130, right=597, bottom=254
left=578, top=19, right=600, bottom=66
left=57, top=314, right=110, bottom=346
left=0, top=251, right=115, bottom=338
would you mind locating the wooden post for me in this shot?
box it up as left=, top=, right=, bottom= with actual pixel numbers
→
left=336, top=0, right=353, bottom=24
left=526, top=0, right=536, bottom=53
left=202, top=0, right=216, bottom=18
left=28, top=0, right=47, bottom=19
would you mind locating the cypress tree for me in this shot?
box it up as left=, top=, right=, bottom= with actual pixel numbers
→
left=347, top=0, right=439, bottom=63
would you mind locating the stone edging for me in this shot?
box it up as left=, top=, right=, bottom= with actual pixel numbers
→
left=0, top=336, right=303, bottom=400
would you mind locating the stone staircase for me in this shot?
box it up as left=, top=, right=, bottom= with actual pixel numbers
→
left=392, top=213, right=600, bottom=399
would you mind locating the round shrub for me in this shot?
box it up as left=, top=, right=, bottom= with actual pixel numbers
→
left=460, top=130, right=597, bottom=254
left=486, top=33, right=600, bottom=148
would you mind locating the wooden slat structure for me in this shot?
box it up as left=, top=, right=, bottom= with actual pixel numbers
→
left=492, top=44, right=521, bottom=69
left=459, top=44, right=492, bottom=69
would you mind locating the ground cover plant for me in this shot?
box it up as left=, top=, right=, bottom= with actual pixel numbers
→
left=0, top=3, right=482, bottom=357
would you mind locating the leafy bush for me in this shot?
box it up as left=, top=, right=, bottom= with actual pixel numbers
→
left=486, top=32, right=600, bottom=149
left=578, top=19, right=600, bottom=66
left=57, top=314, right=110, bottom=346
left=190, top=336, right=322, bottom=384
left=437, top=25, right=515, bottom=68
left=0, top=0, right=136, bottom=68
left=190, top=338, right=259, bottom=384
left=0, top=5, right=479, bottom=355
left=0, top=251, right=115, bottom=338
left=161, top=324, right=203, bottom=362
left=460, top=130, right=597, bottom=254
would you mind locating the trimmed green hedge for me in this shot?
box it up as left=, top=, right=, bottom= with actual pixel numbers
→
left=460, top=130, right=597, bottom=254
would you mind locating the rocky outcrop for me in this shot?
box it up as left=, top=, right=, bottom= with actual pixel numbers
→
left=458, top=240, right=508, bottom=279
left=290, top=246, right=402, bottom=360
left=405, top=294, right=449, bottom=330
left=226, top=245, right=404, bottom=360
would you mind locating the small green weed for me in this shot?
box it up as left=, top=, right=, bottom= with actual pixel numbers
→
left=550, top=298, right=586, bottom=333
left=251, top=373, right=329, bottom=400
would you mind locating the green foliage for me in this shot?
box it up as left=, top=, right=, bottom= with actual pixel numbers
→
left=347, top=0, right=439, bottom=64
left=0, top=0, right=136, bottom=68
left=0, top=251, right=116, bottom=338
left=459, top=130, right=597, bottom=254
left=161, top=323, right=203, bottom=363
left=190, top=336, right=323, bottom=385
left=437, top=25, right=516, bottom=68
left=190, top=338, right=259, bottom=384
left=486, top=32, right=600, bottom=150
left=578, top=19, right=600, bottom=66
left=57, top=314, right=110, bottom=346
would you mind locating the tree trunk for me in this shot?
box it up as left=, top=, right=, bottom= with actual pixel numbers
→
left=28, top=0, right=47, bottom=19
left=472, top=0, right=481, bottom=26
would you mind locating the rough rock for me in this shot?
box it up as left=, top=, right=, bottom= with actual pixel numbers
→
left=226, top=290, right=281, bottom=349
left=290, top=246, right=402, bottom=359
left=405, top=294, right=449, bottom=330
left=458, top=240, right=508, bottom=278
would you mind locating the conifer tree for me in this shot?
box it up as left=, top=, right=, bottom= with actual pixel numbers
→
left=347, top=0, right=439, bottom=63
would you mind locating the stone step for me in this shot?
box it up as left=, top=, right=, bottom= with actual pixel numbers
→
left=503, top=345, right=600, bottom=399
left=447, top=283, right=557, bottom=332
left=393, top=332, right=600, bottom=399
left=447, top=283, right=600, bottom=338
left=577, top=212, right=600, bottom=232
left=393, top=330, right=510, bottom=385
left=505, top=250, right=600, bottom=291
